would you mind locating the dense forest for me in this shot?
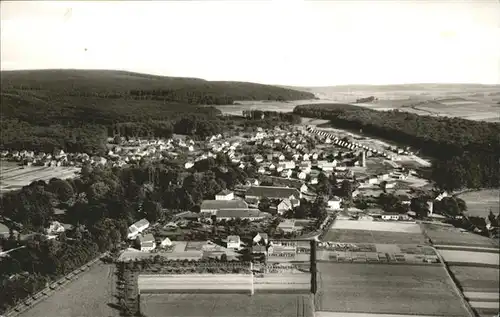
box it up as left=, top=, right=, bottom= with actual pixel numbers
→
left=0, top=70, right=313, bottom=154
left=294, top=103, right=500, bottom=191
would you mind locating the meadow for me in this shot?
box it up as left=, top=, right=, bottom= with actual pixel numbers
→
left=457, top=189, right=499, bottom=218
left=19, top=263, right=117, bottom=317
left=449, top=266, right=500, bottom=292
left=294, top=84, right=500, bottom=122
left=323, top=219, right=428, bottom=245
left=0, top=163, right=80, bottom=193
left=316, top=262, right=469, bottom=317
left=438, top=250, right=499, bottom=267
left=138, top=274, right=252, bottom=294
left=323, top=229, right=428, bottom=245
left=140, top=293, right=314, bottom=317
left=421, top=223, right=499, bottom=248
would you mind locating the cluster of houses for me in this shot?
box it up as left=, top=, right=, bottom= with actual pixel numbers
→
left=307, top=126, right=413, bottom=160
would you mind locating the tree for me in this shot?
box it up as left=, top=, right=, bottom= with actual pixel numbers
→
left=316, top=173, right=332, bottom=197
left=488, top=210, right=497, bottom=227
left=339, top=180, right=353, bottom=200
left=48, top=178, right=74, bottom=202
left=258, top=197, right=271, bottom=212
left=411, top=197, right=429, bottom=219
left=143, top=199, right=163, bottom=222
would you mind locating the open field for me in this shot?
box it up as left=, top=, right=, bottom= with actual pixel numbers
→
left=421, top=223, right=499, bottom=248
left=316, top=262, right=469, bottom=316
left=292, top=84, right=500, bottom=122
left=140, top=293, right=314, bottom=317
left=19, top=263, right=116, bottom=317
left=438, top=250, right=499, bottom=267
left=449, top=266, right=500, bottom=292
left=316, top=313, right=450, bottom=317
left=254, top=273, right=311, bottom=293
left=0, top=164, right=80, bottom=193
left=215, top=100, right=330, bottom=115
left=458, top=189, right=499, bottom=218
left=138, top=274, right=251, bottom=294
left=330, top=220, right=421, bottom=233
left=323, top=229, right=427, bottom=245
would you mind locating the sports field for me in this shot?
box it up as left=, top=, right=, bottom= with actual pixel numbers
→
left=316, top=263, right=469, bottom=316
left=140, top=293, right=314, bottom=317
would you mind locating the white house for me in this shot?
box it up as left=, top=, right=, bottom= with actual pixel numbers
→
left=253, top=233, right=269, bottom=245
left=384, top=182, right=396, bottom=189
left=367, top=177, right=379, bottom=185
left=327, top=197, right=342, bottom=210
left=298, top=172, right=307, bottom=180
left=281, top=169, right=293, bottom=178
left=299, top=162, right=311, bottom=173
left=279, top=161, right=295, bottom=170
left=215, top=190, right=234, bottom=201
left=127, top=218, right=150, bottom=239
left=254, top=155, right=264, bottom=163
left=160, top=237, right=172, bottom=247
left=184, top=161, right=194, bottom=169
left=300, top=184, right=309, bottom=193
left=381, top=213, right=400, bottom=221
left=140, top=233, right=156, bottom=252
left=226, top=235, right=241, bottom=250
left=277, top=199, right=293, bottom=215
left=47, top=221, right=66, bottom=235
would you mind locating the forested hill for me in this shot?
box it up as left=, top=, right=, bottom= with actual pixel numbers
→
left=0, top=70, right=313, bottom=154
left=1, top=69, right=315, bottom=103
left=294, top=103, right=500, bottom=191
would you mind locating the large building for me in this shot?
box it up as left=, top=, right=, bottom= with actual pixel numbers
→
left=200, top=200, right=248, bottom=214
left=245, top=186, right=302, bottom=200
left=215, top=209, right=271, bottom=221
left=128, top=218, right=150, bottom=240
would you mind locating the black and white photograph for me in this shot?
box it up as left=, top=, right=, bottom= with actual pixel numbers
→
left=0, top=1, right=499, bottom=317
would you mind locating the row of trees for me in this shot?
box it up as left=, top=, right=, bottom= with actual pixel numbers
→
left=242, top=110, right=302, bottom=124
left=294, top=103, right=500, bottom=190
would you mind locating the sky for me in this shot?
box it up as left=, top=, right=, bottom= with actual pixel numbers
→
left=1, top=0, right=499, bottom=86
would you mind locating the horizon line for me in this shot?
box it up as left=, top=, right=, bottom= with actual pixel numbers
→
left=1, top=68, right=499, bottom=88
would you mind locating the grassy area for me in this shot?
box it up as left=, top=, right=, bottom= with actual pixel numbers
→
left=449, top=266, right=499, bottom=292
left=323, top=229, right=428, bottom=245
left=458, top=189, right=499, bottom=218
left=19, top=263, right=117, bottom=317
left=140, top=293, right=314, bottom=317
left=0, top=166, right=80, bottom=193
left=316, top=262, right=469, bottom=316
left=420, top=223, right=498, bottom=248
left=330, top=220, right=422, bottom=233
left=438, top=250, right=499, bottom=267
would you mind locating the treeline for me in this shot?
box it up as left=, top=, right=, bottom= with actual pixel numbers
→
left=294, top=103, right=500, bottom=190
left=1, top=90, right=302, bottom=154
left=1, top=69, right=315, bottom=104
left=242, top=110, right=302, bottom=124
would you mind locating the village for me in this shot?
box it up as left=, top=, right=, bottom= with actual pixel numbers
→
left=3, top=115, right=495, bottom=317
left=2, top=118, right=456, bottom=262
